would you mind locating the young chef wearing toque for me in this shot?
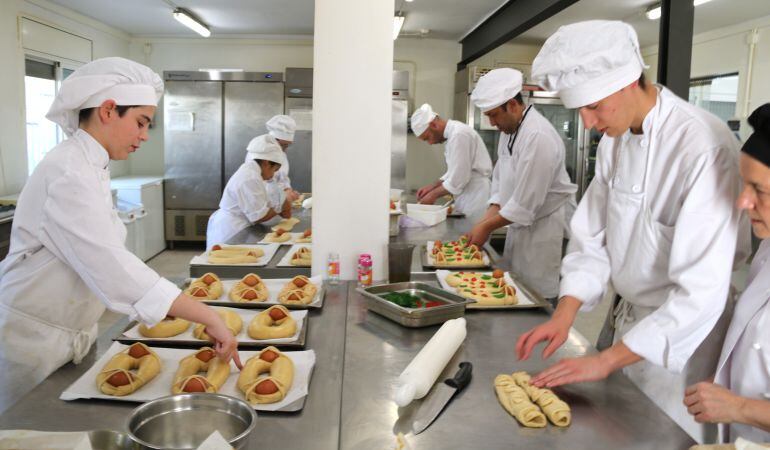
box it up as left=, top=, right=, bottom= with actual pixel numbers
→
left=0, top=57, right=241, bottom=406
left=515, top=21, right=750, bottom=442
left=685, top=104, right=770, bottom=444
left=466, top=68, right=577, bottom=300
left=411, top=103, right=493, bottom=221
left=207, top=137, right=289, bottom=248
left=258, top=115, right=301, bottom=210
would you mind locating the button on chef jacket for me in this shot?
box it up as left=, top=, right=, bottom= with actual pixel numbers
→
left=0, top=129, right=180, bottom=395
left=440, top=120, right=492, bottom=220
left=560, top=86, right=750, bottom=372
left=714, top=239, right=770, bottom=443
left=490, top=105, right=576, bottom=298
left=206, top=159, right=271, bottom=248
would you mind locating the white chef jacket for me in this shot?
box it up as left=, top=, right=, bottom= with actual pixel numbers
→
left=440, top=120, right=492, bottom=220
left=560, top=86, right=749, bottom=371
left=245, top=134, right=290, bottom=209
left=490, top=106, right=577, bottom=297
left=715, top=239, right=770, bottom=443
left=206, top=160, right=271, bottom=248
left=0, top=129, right=179, bottom=397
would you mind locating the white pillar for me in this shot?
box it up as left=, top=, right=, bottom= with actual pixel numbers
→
left=312, top=0, right=394, bottom=280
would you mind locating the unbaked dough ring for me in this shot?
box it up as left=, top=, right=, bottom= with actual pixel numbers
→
left=193, top=309, right=243, bottom=341
left=290, top=247, right=312, bottom=266
left=248, top=305, right=297, bottom=339
left=138, top=316, right=190, bottom=338
left=278, top=276, right=317, bottom=305
left=185, top=272, right=223, bottom=299
left=96, top=343, right=161, bottom=396
left=229, top=273, right=269, bottom=302
left=172, top=347, right=231, bottom=394
left=237, top=346, right=294, bottom=404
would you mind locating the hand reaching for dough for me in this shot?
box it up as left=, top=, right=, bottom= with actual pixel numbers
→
left=205, top=320, right=243, bottom=370
left=285, top=189, right=301, bottom=203
left=280, top=200, right=292, bottom=219
left=530, top=354, right=612, bottom=388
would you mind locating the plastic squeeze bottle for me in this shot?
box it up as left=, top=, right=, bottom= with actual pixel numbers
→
left=394, top=317, right=467, bottom=407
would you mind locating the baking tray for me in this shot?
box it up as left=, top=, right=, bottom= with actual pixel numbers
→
left=357, top=282, right=475, bottom=328
left=184, top=276, right=326, bottom=310
left=115, top=307, right=309, bottom=349
left=435, top=270, right=549, bottom=309
left=421, top=243, right=492, bottom=270
left=190, top=244, right=280, bottom=267
left=61, top=343, right=316, bottom=412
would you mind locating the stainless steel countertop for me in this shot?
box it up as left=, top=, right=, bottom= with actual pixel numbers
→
left=0, top=212, right=695, bottom=449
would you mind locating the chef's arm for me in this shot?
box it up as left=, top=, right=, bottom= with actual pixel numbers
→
left=255, top=208, right=279, bottom=223
left=420, top=184, right=451, bottom=204
left=684, top=382, right=770, bottom=431
left=279, top=199, right=292, bottom=218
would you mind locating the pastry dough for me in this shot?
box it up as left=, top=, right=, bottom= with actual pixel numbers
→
left=138, top=316, right=190, bottom=338
left=172, top=347, right=231, bottom=394
left=432, top=244, right=484, bottom=267
left=208, top=245, right=264, bottom=264
left=290, top=247, right=312, bottom=266
left=193, top=309, right=243, bottom=341
left=96, top=343, right=161, bottom=396
left=494, top=374, right=546, bottom=428
left=511, top=372, right=571, bottom=427
left=271, top=217, right=300, bottom=232
left=184, top=272, right=223, bottom=300
left=264, top=228, right=292, bottom=243
left=237, top=346, right=294, bottom=404
left=229, top=273, right=269, bottom=303
left=248, top=305, right=297, bottom=339
left=278, top=275, right=318, bottom=305
left=295, top=229, right=312, bottom=243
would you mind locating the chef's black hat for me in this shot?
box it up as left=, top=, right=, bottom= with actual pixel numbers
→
left=742, top=104, right=770, bottom=167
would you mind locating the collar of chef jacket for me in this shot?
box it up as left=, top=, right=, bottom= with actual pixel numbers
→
left=73, top=129, right=110, bottom=170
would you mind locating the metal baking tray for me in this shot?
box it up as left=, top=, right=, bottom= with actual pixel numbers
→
left=420, top=245, right=492, bottom=270
left=357, top=282, right=475, bottom=328
left=114, top=318, right=308, bottom=349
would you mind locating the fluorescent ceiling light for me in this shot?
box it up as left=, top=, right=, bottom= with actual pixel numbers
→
left=646, top=0, right=715, bottom=20
left=393, top=15, right=405, bottom=40
left=173, top=8, right=211, bottom=37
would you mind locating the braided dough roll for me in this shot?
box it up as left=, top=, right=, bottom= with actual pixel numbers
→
left=96, top=343, right=161, bottom=396
left=229, top=273, right=269, bottom=303
left=278, top=276, right=318, bottom=305
left=248, top=305, right=297, bottom=339
left=139, top=316, right=190, bottom=338
left=511, top=371, right=571, bottom=426
left=172, top=347, right=231, bottom=394
left=237, top=346, right=294, bottom=404
left=208, top=245, right=264, bottom=264
left=494, top=374, right=546, bottom=428
left=193, top=309, right=243, bottom=341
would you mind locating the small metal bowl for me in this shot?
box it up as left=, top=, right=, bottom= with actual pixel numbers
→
left=88, top=430, right=140, bottom=450
left=126, top=393, right=257, bottom=450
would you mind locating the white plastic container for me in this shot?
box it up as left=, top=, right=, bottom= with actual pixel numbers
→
left=394, top=317, right=467, bottom=407
left=406, top=203, right=449, bottom=227
left=390, top=188, right=404, bottom=202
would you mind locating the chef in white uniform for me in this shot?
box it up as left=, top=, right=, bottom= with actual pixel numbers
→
left=515, top=21, right=750, bottom=443
left=411, top=103, right=492, bottom=221
left=260, top=115, right=300, bottom=210
left=684, top=104, right=770, bottom=443
left=206, top=138, right=288, bottom=248
left=466, top=68, right=576, bottom=300
left=0, top=57, right=241, bottom=409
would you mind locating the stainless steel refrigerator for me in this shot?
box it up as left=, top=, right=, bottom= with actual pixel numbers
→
left=163, top=71, right=284, bottom=242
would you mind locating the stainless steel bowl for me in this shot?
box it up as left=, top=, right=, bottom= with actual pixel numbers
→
left=126, top=393, right=257, bottom=450
left=89, top=430, right=140, bottom=450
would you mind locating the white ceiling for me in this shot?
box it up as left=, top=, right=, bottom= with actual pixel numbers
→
left=46, top=0, right=770, bottom=46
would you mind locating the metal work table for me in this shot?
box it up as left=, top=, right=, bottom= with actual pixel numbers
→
left=0, top=214, right=696, bottom=449
left=190, top=209, right=312, bottom=279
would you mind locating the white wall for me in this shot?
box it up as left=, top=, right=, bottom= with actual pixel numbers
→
left=643, top=14, right=770, bottom=141
left=0, top=0, right=131, bottom=196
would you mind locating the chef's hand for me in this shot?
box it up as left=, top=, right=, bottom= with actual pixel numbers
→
left=204, top=320, right=243, bottom=370
left=530, top=354, right=613, bottom=388
left=516, top=296, right=581, bottom=360
left=280, top=200, right=292, bottom=218
left=419, top=190, right=438, bottom=205
left=416, top=184, right=434, bottom=200
left=466, top=221, right=488, bottom=247
left=684, top=382, right=746, bottom=424
left=285, top=189, right=300, bottom=203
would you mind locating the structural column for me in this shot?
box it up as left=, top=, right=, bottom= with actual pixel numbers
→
left=312, top=0, right=394, bottom=280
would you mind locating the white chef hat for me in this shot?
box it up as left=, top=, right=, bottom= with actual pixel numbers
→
left=471, top=68, right=523, bottom=112
left=410, top=103, right=437, bottom=137
left=45, top=57, right=163, bottom=137
left=266, top=115, right=296, bottom=142
left=531, top=20, right=648, bottom=109
left=245, top=135, right=285, bottom=165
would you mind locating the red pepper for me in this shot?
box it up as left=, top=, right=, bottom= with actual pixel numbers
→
left=425, top=301, right=443, bottom=308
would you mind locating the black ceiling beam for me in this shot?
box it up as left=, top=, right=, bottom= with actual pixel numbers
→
left=657, top=0, right=694, bottom=99
left=458, top=0, right=579, bottom=70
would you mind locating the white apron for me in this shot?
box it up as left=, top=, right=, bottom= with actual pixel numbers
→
left=602, top=124, right=731, bottom=444
left=454, top=176, right=491, bottom=223
left=0, top=142, right=125, bottom=394
left=206, top=209, right=250, bottom=249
